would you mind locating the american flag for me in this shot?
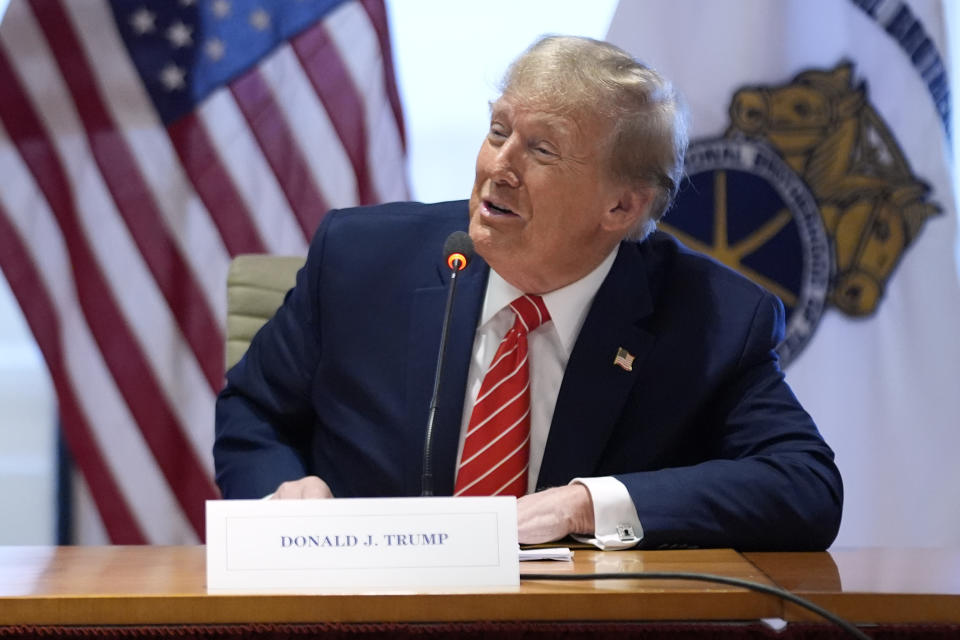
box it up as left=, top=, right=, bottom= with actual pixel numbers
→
left=0, top=0, right=408, bottom=544
left=612, top=347, right=634, bottom=372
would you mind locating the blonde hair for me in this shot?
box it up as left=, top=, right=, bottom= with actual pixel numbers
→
left=501, top=35, right=688, bottom=239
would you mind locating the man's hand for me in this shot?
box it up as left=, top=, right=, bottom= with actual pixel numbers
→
left=517, top=484, right=595, bottom=544
left=271, top=476, right=334, bottom=499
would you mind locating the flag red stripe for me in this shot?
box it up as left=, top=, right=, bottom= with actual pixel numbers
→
left=230, top=69, right=330, bottom=242
left=359, top=0, right=406, bottom=150
left=32, top=0, right=224, bottom=394
left=0, top=204, right=147, bottom=544
left=167, top=113, right=268, bottom=256
left=0, top=48, right=216, bottom=542
left=291, top=22, right=377, bottom=205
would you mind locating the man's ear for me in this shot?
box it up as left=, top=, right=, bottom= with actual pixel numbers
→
left=602, top=187, right=654, bottom=234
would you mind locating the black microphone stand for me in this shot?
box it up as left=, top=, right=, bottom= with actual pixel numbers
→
left=420, top=246, right=469, bottom=496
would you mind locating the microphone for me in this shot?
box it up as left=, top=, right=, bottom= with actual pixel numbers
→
left=421, top=231, right=474, bottom=496
left=444, top=231, right=472, bottom=272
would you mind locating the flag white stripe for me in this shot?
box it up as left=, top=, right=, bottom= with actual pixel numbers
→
left=198, top=89, right=309, bottom=255
left=2, top=6, right=216, bottom=479
left=0, top=122, right=196, bottom=544
left=63, top=0, right=231, bottom=327
left=72, top=472, right=110, bottom=545
left=260, top=44, right=360, bottom=211
left=325, top=2, right=408, bottom=202
left=367, top=92, right=409, bottom=201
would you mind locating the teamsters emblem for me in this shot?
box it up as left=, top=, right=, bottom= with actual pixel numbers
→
left=665, top=63, right=941, bottom=366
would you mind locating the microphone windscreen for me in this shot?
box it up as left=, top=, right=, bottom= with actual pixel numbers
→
left=443, top=231, right=474, bottom=261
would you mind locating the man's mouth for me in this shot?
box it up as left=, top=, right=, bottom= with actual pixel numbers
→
left=485, top=200, right=516, bottom=216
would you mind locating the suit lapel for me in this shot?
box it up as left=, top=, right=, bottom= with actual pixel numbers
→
left=537, top=242, right=656, bottom=488
left=406, top=256, right=488, bottom=496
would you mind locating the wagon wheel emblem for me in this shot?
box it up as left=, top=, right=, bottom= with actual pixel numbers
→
left=662, top=170, right=798, bottom=309
left=664, top=139, right=830, bottom=366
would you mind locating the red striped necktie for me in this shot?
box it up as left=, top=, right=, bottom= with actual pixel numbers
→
left=454, top=294, right=551, bottom=497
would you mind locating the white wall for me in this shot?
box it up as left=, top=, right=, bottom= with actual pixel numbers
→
left=387, top=0, right=619, bottom=203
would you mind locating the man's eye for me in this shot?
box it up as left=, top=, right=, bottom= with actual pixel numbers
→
left=533, top=145, right=556, bottom=157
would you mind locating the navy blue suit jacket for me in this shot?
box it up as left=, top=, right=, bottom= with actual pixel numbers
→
left=214, top=200, right=842, bottom=550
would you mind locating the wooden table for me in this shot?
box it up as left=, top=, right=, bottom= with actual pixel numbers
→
left=0, top=546, right=779, bottom=625
left=1, top=546, right=959, bottom=636
left=746, top=548, right=960, bottom=624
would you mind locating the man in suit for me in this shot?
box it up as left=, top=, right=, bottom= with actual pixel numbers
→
left=215, top=36, right=842, bottom=551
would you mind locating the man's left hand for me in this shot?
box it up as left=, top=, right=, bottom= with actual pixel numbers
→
left=517, top=484, right=595, bottom=544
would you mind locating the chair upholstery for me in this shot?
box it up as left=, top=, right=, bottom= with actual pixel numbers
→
left=225, top=254, right=305, bottom=371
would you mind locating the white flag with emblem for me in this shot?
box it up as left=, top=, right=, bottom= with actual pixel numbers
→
left=608, top=0, right=960, bottom=547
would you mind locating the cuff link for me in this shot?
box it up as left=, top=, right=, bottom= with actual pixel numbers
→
left=617, top=523, right=639, bottom=542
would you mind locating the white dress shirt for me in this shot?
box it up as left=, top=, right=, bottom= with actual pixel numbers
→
left=456, top=247, right=643, bottom=549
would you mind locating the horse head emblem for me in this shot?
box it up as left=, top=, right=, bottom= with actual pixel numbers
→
left=727, top=63, right=939, bottom=315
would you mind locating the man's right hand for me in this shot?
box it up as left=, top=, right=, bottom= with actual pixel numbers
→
left=271, top=476, right=334, bottom=499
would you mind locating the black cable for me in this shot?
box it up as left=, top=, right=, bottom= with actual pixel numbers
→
left=521, top=571, right=870, bottom=640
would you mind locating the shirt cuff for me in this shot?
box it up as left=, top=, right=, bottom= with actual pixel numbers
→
left=569, top=476, right=643, bottom=550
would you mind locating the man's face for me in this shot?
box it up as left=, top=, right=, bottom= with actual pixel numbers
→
left=468, top=95, right=628, bottom=294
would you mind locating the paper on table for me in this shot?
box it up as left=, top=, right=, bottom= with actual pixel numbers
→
left=518, top=547, right=573, bottom=561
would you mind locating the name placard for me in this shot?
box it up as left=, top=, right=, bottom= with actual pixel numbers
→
left=206, top=497, right=518, bottom=592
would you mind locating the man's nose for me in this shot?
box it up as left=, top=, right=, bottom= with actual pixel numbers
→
left=490, top=140, right=521, bottom=188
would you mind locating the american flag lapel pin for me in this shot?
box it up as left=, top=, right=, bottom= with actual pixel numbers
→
left=613, top=347, right=635, bottom=372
